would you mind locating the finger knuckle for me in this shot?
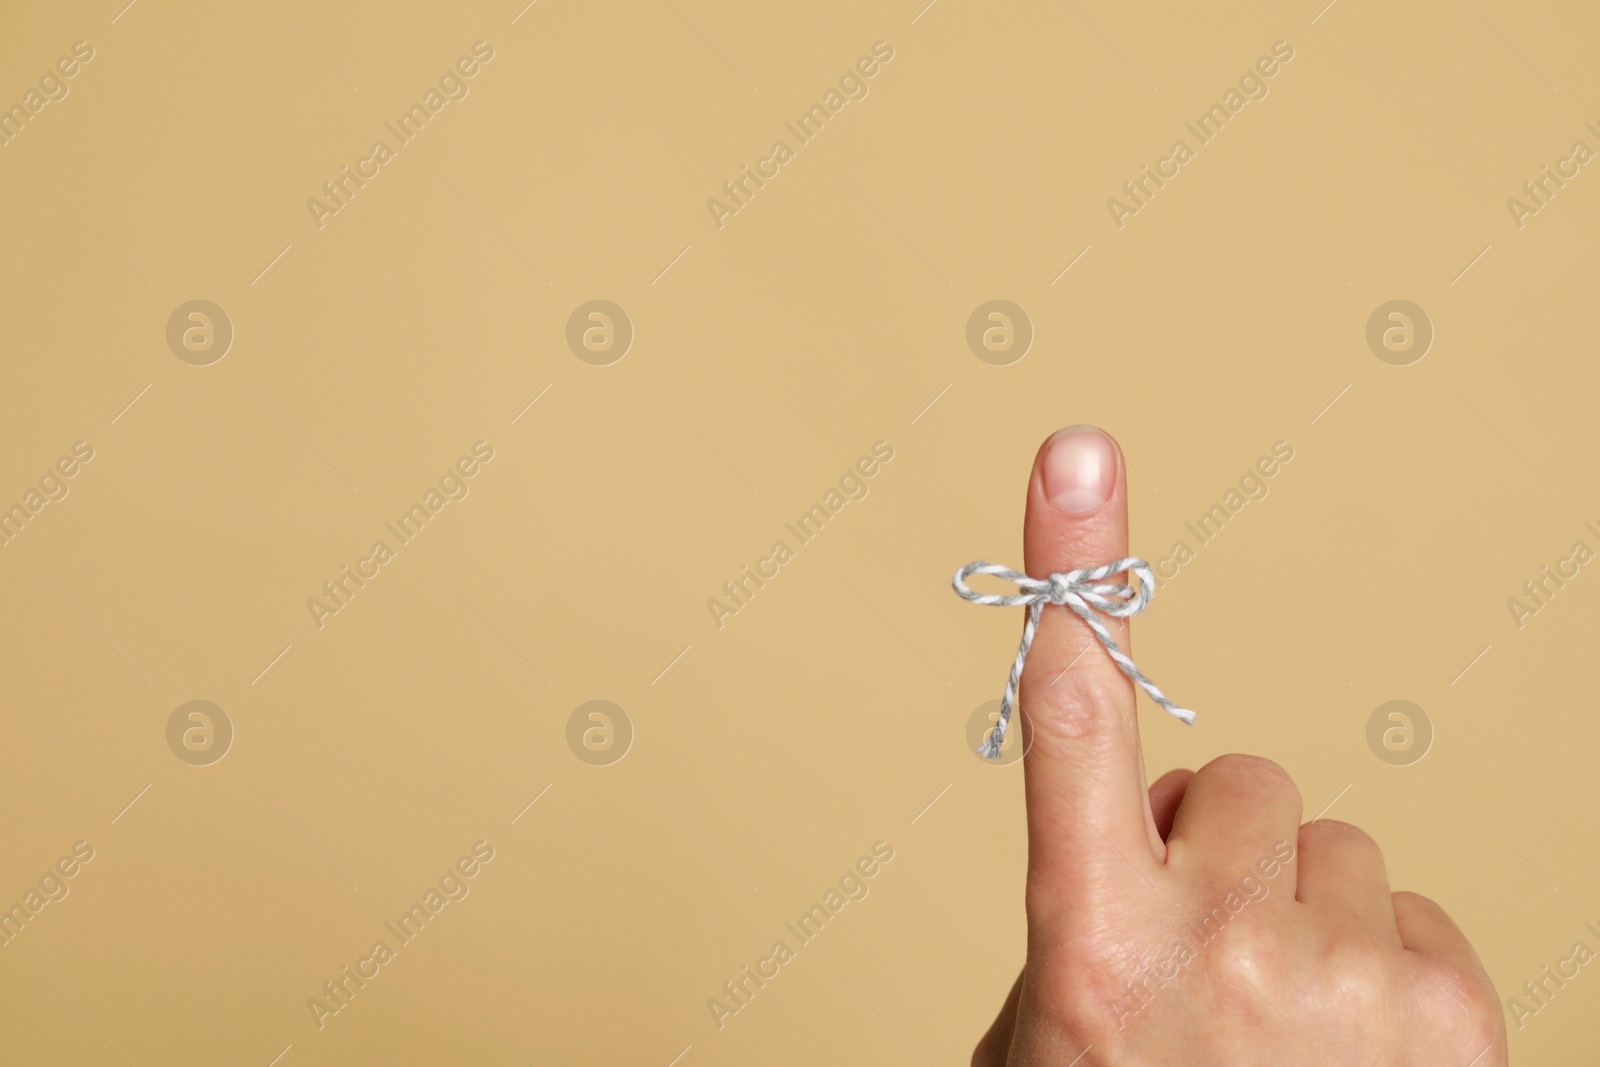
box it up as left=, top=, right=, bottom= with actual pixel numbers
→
left=1392, top=889, right=1443, bottom=918
left=1415, top=958, right=1505, bottom=1053
left=1301, top=818, right=1383, bottom=858
left=1210, top=920, right=1276, bottom=987
left=1417, top=955, right=1497, bottom=1016
left=1206, top=922, right=1286, bottom=1020
left=1027, top=668, right=1133, bottom=744
left=1317, top=935, right=1396, bottom=1016
left=1203, top=753, right=1300, bottom=804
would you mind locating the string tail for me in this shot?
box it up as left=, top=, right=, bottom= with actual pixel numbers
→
left=1126, top=669, right=1196, bottom=727
left=977, top=700, right=1012, bottom=759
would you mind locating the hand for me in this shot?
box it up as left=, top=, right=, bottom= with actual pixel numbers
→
left=972, top=427, right=1506, bottom=1066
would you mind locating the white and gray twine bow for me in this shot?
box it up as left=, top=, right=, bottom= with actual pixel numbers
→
left=953, top=559, right=1194, bottom=759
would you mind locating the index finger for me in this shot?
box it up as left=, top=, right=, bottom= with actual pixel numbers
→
left=1016, top=427, right=1165, bottom=905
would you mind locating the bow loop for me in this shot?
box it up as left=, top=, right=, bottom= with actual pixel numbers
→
left=952, top=557, right=1193, bottom=759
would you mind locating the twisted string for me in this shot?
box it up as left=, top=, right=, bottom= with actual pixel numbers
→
left=952, top=559, right=1194, bottom=759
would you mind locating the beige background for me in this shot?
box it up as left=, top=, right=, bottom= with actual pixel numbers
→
left=1, top=0, right=1597, bottom=1062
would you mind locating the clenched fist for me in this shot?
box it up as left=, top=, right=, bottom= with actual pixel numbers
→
left=972, top=427, right=1506, bottom=1067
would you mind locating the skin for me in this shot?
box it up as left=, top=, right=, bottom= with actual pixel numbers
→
left=972, top=428, right=1507, bottom=1067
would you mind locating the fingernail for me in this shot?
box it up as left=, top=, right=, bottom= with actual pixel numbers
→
left=1043, top=426, right=1116, bottom=514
